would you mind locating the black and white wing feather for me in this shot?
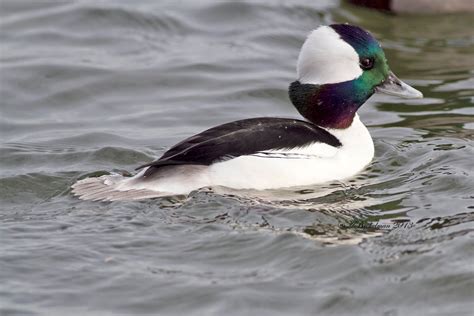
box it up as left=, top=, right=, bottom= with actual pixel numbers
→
left=136, top=117, right=341, bottom=177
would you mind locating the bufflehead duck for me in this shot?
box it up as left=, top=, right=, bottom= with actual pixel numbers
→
left=72, top=24, right=422, bottom=201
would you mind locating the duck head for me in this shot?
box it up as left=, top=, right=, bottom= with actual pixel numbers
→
left=289, top=24, right=422, bottom=129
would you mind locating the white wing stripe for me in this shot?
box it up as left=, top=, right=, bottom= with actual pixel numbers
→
left=251, top=152, right=324, bottom=159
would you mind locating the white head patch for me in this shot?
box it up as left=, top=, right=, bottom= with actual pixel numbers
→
left=297, top=26, right=363, bottom=85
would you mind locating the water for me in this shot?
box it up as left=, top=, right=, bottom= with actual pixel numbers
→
left=1, top=1, right=473, bottom=315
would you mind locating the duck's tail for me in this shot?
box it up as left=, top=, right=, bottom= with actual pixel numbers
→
left=71, top=174, right=170, bottom=201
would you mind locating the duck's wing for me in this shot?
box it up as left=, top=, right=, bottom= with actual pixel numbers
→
left=136, top=117, right=342, bottom=177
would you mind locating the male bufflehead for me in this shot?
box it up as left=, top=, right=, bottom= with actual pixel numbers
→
left=72, top=24, right=422, bottom=201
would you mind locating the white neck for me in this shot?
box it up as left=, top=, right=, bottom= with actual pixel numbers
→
left=327, top=114, right=374, bottom=160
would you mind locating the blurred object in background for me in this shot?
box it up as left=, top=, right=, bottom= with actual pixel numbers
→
left=348, top=0, right=474, bottom=13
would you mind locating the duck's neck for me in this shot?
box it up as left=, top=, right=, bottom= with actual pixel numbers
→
left=289, top=80, right=372, bottom=129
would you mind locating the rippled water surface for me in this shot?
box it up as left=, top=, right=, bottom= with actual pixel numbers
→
left=1, top=1, right=473, bottom=315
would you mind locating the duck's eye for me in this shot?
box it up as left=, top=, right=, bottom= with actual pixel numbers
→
left=360, top=57, right=374, bottom=70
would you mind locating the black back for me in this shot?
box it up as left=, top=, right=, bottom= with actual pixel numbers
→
left=136, top=117, right=341, bottom=177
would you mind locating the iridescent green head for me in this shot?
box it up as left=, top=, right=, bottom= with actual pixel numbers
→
left=290, top=24, right=422, bottom=129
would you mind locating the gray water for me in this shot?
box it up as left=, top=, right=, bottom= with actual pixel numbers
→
left=1, top=1, right=473, bottom=315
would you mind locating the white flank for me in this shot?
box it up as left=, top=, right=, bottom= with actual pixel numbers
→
left=297, top=26, right=363, bottom=85
left=72, top=115, right=374, bottom=200
left=207, top=114, right=373, bottom=190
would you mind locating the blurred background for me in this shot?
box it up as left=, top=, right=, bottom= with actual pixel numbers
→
left=0, top=1, right=473, bottom=315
